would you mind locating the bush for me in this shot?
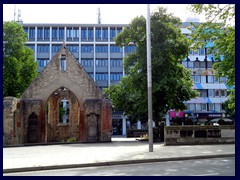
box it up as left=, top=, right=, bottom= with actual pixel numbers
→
left=67, top=137, right=77, bottom=142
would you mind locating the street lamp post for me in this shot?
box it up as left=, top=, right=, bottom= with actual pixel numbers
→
left=146, top=4, right=153, bottom=152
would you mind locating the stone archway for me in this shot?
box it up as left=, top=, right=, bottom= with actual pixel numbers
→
left=46, top=87, right=80, bottom=142
left=28, top=112, right=38, bottom=143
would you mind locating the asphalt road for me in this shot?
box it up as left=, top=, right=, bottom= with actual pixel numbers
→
left=4, top=157, right=235, bottom=176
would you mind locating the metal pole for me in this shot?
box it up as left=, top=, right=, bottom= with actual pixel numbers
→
left=146, top=4, right=153, bottom=152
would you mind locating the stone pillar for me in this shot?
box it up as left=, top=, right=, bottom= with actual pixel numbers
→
left=137, top=120, right=141, bottom=129
left=122, top=115, right=127, bottom=136
left=3, top=97, right=19, bottom=145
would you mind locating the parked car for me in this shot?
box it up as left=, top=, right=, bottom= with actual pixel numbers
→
left=205, top=118, right=234, bottom=125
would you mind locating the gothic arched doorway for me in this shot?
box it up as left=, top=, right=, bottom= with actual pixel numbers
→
left=46, top=87, right=80, bottom=142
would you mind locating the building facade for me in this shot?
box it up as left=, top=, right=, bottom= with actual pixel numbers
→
left=21, top=22, right=230, bottom=134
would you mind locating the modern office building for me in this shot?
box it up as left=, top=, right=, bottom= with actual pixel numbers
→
left=21, top=22, right=230, bottom=134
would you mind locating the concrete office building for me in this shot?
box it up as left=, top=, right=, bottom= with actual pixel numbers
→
left=21, top=22, right=230, bottom=134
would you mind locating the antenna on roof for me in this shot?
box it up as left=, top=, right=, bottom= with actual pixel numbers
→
left=17, top=9, right=23, bottom=23
left=97, top=8, right=101, bottom=24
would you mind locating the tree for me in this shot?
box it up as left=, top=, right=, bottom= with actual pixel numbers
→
left=188, top=4, right=235, bottom=117
left=105, top=7, right=198, bottom=126
left=3, top=21, right=38, bottom=98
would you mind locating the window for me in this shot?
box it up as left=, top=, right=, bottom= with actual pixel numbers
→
left=202, top=104, right=207, bottom=111
left=37, top=27, right=43, bottom=40
left=88, top=28, right=93, bottom=41
left=220, top=77, right=226, bottom=83
left=215, top=89, right=220, bottom=97
left=208, top=89, right=214, bottom=97
left=81, top=59, right=93, bottom=67
left=95, top=28, right=101, bottom=41
left=195, top=75, right=200, bottom=83
left=29, top=27, right=35, bottom=41
left=67, top=27, right=73, bottom=41
left=110, top=59, right=122, bottom=67
left=201, top=76, right=206, bottom=83
left=96, top=59, right=108, bottom=67
left=221, top=90, right=226, bottom=97
left=88, top=73, right=94, bottom=79
left=182, top=62, right=187, bottom=68
left=96, top=73, right=108, bottom=81
left=200, top=48, right=205, bottom=55
left=81, top=27, right=87, bottom=41
left=196, top=103, right=201, bottom=111
left=59, top=99, right=70, bottom=124
left=59, top=27, right=64, bottom=41
left=110, top=27, right=116, bottom=41
left=44, top=28, right=50, bottom=41
left=52, top=28, right=58, bottom=41
left=116, top=27, right=122, bottom=35
left=189, top=104, right=195, bottom=111
left=209, top=104, right=214, bottom=111
left=81, top=45, right=93, bottom=53
left=202, top=90, right=207, bottom=97
left=102, top=28, right=108, bottom=41
left=110, top=73, right=123, bottom=81
left=73, top=27, right=79, bottom=41
left=110, top=45, right=122, bottom=53
left=194, top=61, right=200, bottom=68
left=208, top=75, right=214, bottom=83
left=215, top=103, right=221, bottom=112
left=95, top=45, right=108, bottom=53
left=188, top=62, right=194, bottom=68
left=37, top=58, right=50, bottom=67
left=37, top=45, right=50, bottom=53
left=200, top=62, right=205, bottom=69
left=214, top=76, right=219, bottom=83
left=67, top=45, right=79, bottom=53
left=52, top=44, right=62, bottom=53
left=60, top=54, right=66, bottom=71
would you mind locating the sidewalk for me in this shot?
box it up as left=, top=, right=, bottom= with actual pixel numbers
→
left=3, top=136, right=235, bottom=173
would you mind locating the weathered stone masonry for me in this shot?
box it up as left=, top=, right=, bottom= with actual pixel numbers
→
left=3, top=44, right=112, bottom=145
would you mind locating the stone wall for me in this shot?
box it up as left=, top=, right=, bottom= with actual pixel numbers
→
left=164, top=125, right=235, bottom=145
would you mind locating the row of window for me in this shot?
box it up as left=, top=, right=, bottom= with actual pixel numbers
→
left=187, top=103, right=222, bottom=112
left=80, top=59, right=122, bottom=67
left=27, top=44, right=135, bottom=53
left=182, top=61, right=213, bottom=69
left=191, top=75, right=227, bottom=83
left=24, top=27, right=123, bottom=42
left=197, top=89, right=228, bottom=97
left=95, top=73, right=123, bottom=81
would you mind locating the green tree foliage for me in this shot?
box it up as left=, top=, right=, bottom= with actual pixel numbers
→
left=3, top=21, right=38, bottom=98
left=105, top=7, right=198, bottom=126
left=188, top=4, right=235, bottom=117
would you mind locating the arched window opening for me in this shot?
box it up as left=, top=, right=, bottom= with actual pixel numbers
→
left=59, top=99, right=70, bottom=124
left=60, top=54, right=66, bottom=71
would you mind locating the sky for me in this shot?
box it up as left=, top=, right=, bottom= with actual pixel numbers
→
left=3, top=4, right=204, bottom=24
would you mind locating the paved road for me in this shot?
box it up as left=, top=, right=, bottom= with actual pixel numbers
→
left=4, top=157, right=235, bottom=176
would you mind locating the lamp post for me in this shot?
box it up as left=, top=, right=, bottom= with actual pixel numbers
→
left=185, top=114, right=188, bottom=125
left=146, top=4, right=153, bottom=152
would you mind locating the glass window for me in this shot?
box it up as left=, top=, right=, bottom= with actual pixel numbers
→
left=95, top=45, right=108, bottom=53
left=37, top=45, right=50, bottom=53
left=26, top=44, right=35, bottom=51
left=52, top=28, right=58, bottom=41
left=96, top=59, right=108, bottom=67
left=81, top=45, right=93, bottom=53
left=60, top=55, right=66, bottom=71
left=215, top=103, right=221, bottom=112
left=200, top=48, right=205, bottom=55
left=37, top=27, right=43, bottom=40
left=201, top=76, right=206, bottom=83
left=208, top=75, right=214, bottom=83
left=220, top=77, right=226, bottom=83
left=116, top=27, right=122, bottom=35
left=214, top=76, right=219, bottom=83
left=202, top=104, right=207, bottom=111
left=215, top=89, right=220, bottom=97
left=125, top=45, right=136, bottom=53
left=110, top=27, right=116, bottom=41
left=196, top=103, right=201, bottom=111
left=110, top=73, right=123, bottom=81
left=209, top=104, right=214, bottom=111
left=102, top=28, right=108, bottom=41
left=95, top=28, right=101, bottom=41
left=37, top=58, right=49, bottom=67
left=188, top=62, right=193, bottom=68
left=208, top=89, right=214, bottom=97
left=81, top=27, right=87, bottom=41
left=194, top=61, right=200, bottom=68
left=88, top=73, right=94, bottom=79
left=67, top=27, right=72, bottom=40
left=221, top=90, right=226, bottom=97
left=88, top=27, right=93, bottom=41
left=59, top=27, right=64, bottom=41
left=182, top=61, right=187, bottom=68
left=194, top=49, right=199, bottom=55
left=96, top=73, right=108, bottom=81
left=29, top=27, right=35, bottom=41
left=110, top=59, right=122, bottom=67
left=81, top=59, right=93, bottom=67
left=44, top=27, right=50, bottom=40
left=73, top=27, right=79, bottom=41
left=110, top=45, right=122, bottom=53
left=52, top=44, right=61, bottom=53
left=195, top=75, right=200, bottom=83
left=189, top=104, right=195, bottom=111
left=202, top=90, right=207, bottom=97
left=67, top=45, right=79, bottom=53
